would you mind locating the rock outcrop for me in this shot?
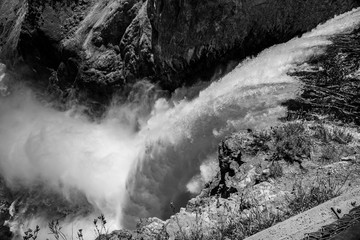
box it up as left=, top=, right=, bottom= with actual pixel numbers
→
left=104, top=121, right=360, bottom=239
left=1, top=0, right=360, bottom=106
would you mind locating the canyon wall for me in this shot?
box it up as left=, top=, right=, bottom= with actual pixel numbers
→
left=1, top=0, right=359, bottom=101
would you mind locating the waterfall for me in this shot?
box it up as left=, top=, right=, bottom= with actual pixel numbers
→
left=0, top=7, right=360, bottom=239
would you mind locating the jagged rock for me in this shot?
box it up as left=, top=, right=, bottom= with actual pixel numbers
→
left=245, top=182, right=287, bottom=208
left=208, top=131, right=271, bottom=198
left=232, top=166, right=258, bottom=190
left=136, top=217, right=167, bottom=240
left=210, top=138, right=244, bottom=198
left=218, top=139, right=243, bottom=182
left=104, top=229, right=134, bottom=240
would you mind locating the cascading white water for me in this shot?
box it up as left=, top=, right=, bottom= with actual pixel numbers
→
left=1, top=7, right=360, bottom=239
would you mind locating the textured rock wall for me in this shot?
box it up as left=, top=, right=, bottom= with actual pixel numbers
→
left=0, top=0, right=27, bottom=63
left=1, top=0, right=359, bottom=103
left=149, top=0, right=360, bottom=89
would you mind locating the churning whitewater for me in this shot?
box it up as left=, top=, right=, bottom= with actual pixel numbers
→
left=1, top=7, right=360, bottom=239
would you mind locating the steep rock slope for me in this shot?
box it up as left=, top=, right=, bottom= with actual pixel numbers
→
left=106, top=122, right=360, bottom=240
left=1, top=0, right=360, bottom=103
left=148, top=0, right=360, bottom=89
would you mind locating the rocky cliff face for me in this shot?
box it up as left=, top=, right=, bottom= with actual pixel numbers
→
left=1, top=0, right=359, bottom=105
left=148, top=0, right=360, bottom=89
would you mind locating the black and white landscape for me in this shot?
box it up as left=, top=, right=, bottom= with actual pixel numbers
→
left=1, top=1, right=360, bottom=240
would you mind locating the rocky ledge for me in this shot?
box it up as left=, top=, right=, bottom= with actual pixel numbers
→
left=106, top=121, right=360, bottom=240
left=1, top=0, right=359, bottom=107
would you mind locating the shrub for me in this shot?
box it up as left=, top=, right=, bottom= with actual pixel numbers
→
left=312, top=124, right=332, bottom=143
left=23, top=215, right=109, bottom=240
left=287, top=174, right=345, bottom=215
left=320, top=144, right=340, bottom=163
left=268, top=161, right=284, bottom=179
left=312, top=124, right=353, bottom=144
left=331, top=127, right=353, bottom=144
left=271, top=123, right=312, bottom=163
left=172, top=171, right=350, bottom=240
left=172, top=197, right=286, bottom=240
left=48, top=220, right=67, bottom=240
left=23, top=226, right=40, bottom=240
left=249, top=131, right=272, bottom=154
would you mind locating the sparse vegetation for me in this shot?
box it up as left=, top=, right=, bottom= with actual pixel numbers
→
left=48, top=219, right=77, bottom=240
left=312, top=124, right=353, bottom=145
left=268, top=161, right=284, bottom=179
left=248, top=131, right=272, bottom=154
left=320, top=144, right=340, bottom=163
left=287, top=174, right=345, bottom=215
left=331, top=127, right=353, bottom=144
left=93, top=214, right=109, bottom=238
left=168, top=199, right=286, bottom=240
left=270, top=122, right=312, bottom=164
left=167, top=171, right=351, bottom=240
left=23, top=225, right=40, bottom=240
left=214, top=204, right=285, bottom=240
left=23, top=215, right=108, bottom=240
left=257, top=122, right=356, bottom=166
left=312, top=123, right=332, bottom=143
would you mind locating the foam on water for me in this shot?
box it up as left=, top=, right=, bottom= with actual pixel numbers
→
left=0, top=7, right=360, bottom=239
